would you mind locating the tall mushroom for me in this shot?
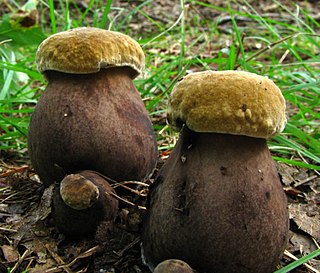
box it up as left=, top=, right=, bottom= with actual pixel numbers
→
left=28, top=27, right=157, bottom=186
left=142, top=71, right=289, bottom=273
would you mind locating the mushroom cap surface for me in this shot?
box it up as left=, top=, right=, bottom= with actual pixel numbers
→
left=154, top=259, right=194, bottom=273
left=53, top=170, right=119, bottom=236
left=36, top=27, right=144, bottom=77
left=167, top=70, right=286, bottom=139
left=60, top=173, right=99, bottom=210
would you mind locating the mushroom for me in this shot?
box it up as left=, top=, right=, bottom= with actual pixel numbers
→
left=52, top=170, right=118, bottom=236
left=154, top=259, right=194, bottom=273
left=28, top=27, right=157, bottom=186
left=142, top=71, right=289, bottom=273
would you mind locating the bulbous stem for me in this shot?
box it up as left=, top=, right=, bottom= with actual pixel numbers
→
left=142, top=126, right=288, bottom=273
left=28, top=67, right=157, bottom=186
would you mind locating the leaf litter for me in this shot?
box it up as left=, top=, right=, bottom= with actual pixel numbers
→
left=0, top=155, right=319, bottom=272
left=0, top=158, right=156, bottom=273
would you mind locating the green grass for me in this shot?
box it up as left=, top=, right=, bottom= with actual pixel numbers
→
left=275, top=248, right=320, bottom=273
left=0, top=0, right=319, bottom=271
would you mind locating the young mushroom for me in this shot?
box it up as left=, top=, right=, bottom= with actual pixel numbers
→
left=28, top=27, right=157, bottom=186
left=52, top=170, right=118, bottom=236
left=154, top=259, right=194, bottom=273
left=142, top=71, right=289, bottom=273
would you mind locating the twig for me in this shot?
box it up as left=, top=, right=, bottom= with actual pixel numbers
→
left=44, top=246, right=98, bottom=273
left=312, top=238, right=320, bottom=249
left=294, top=175, right=318, bottom=187
left=0, top=39, right=12, bottom=45
left=109, top=192, right=147, bottom=210
left=112, top=181, right=149, bottom=196
left=158, top=124, right=169, bottom=135
left=0, top=226, right=17, bottom=233
left=0, top=166, right=29, bottom=178
left=64, top=246, right=98, bottom=268
left=10, top=249, right=30, bottom=273
left=113, top=237, right=140, bottom=257
left=25, top=257, right=35, bottom=271
left=88, top=171, right=149, bottom=197
left=45, top=244, right=73, bottom=273
left=112, top=181, right=149, bottom=188
left=0, top=192, right=19, bottom=204
left=112, top=183, right=148, bottom=196
left=279, top=48, right=290, bottom=64
left=0, top=186, right=10, bottom=192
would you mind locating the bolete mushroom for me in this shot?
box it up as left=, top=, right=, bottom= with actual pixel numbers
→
left=52, top=170, right=118, bottom=236
left=142, top=71, right=289, bottom=273
left=154, top=259, right=194, bottom=273
left=28, top=27, right=157, bottom=186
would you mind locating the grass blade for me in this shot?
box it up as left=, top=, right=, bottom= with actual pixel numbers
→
left=274, top=248, right=320, bottom=273
left=48, top=0, right=57, bottom=33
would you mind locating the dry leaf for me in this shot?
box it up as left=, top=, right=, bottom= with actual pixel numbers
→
left=289, top=202, right=320, bottom=243
left=289, top=232, right=318, bottom=255
left=1, top=245, right=19, bottom=262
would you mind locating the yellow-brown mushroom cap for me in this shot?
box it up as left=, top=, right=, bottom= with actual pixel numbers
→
left=36, top=27, right=145, bottom=78
left=154, top=259, right=194, bottom=273
left=167, top=70, right=286, bottom=139
left=60, top=174, right=99, bottom=210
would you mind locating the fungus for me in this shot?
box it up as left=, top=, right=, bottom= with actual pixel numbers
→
left=28, top=27, right=157, bottom=186
left=154, top=259, right=194, bottom=273
left=142, top=71, right=289, bottom=273
left=52, top=170, right=118, bottom=236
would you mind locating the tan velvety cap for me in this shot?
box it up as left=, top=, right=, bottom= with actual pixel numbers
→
left=60, top=174, right=99, bottom=210
left=36, top=27, right=145, bottom=78
left=167, top=70, right=287, bottom=139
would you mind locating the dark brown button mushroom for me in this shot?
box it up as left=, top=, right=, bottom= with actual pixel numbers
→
left=28, top=27, right=157, bottom=186
left=154, top=259, right=194, bottom=273
left=52, top=170, right=118, bottom=236
left=142, top=71, right=289, bottom=273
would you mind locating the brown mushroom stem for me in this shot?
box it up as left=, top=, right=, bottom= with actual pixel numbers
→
left=28, top=67, right=157, bottom=186
left=52, top=170, right=119, bottom=236
left=142, top=126, right=289, bottom=273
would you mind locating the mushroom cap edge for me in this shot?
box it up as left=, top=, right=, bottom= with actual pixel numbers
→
left=36, top=27, right=145, bottom=78
left=167, top=70, right=287, bottom=139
